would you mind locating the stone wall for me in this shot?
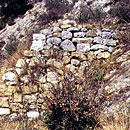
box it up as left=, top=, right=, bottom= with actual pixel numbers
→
left=0, top=19, right=119, bottom=119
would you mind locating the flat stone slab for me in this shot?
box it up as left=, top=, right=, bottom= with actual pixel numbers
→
left=77, top=43, right=90, bottom=52
left=72, top=38, right=93, bottom=44
left=30, top=40, right=46, bottom=51
left=33, top=34, right=46, bottom=40
left=0, top=108, right=10, bottom=115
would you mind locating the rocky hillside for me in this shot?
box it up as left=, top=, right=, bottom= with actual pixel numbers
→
left=0, top=0, right=129, bottom=129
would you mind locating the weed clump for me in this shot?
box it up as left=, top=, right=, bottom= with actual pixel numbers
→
left=43, top=68, right=106, bottom=130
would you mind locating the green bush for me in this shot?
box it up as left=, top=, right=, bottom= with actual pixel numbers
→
left=43, top=71, right=105, bottom=130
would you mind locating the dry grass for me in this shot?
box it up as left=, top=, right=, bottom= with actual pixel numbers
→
left=0, top=118, right=48, bottom=130
left=0, top=40, right=31, bottom=83
left=95, top=113, right=130, bottom=130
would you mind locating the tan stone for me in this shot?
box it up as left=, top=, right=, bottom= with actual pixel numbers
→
left=21, top=85, right=38, bottom=94
left=53, top=32, right=62, bottom=38
left=0, top=97, right=9, bottom=107
left=82, top=24, right=93, bottom=29
left=66, top=64, right=77, bottom=74
left=113, top=48, right=123, bottom=55
left=63, top=56, right=71, bottom=64
left=23, top=94, right=37, bottom=103
left=116, top=55, right=129, bottom=63
left=39, top=75, right=46, bottom=84
left=13, top=93, right=22, bottom=102
left=16, top=59, right=26, bottom=68
left=97, top=52, right=110, bottom=59
left=54, top=61, right=63, bottom=69
left=56, top=69, right=64, bottom=75
left=61, top=24, right=72, bottom=29
left=72, top=38, right=93, bottom=44
left=41, top=83, right=53, bottom=91
left=71, top=52, right=87, bottom=61
left=86, top=30, right=97, bottom=37
left=41, top=49, right=51, bottom=57
left=10, top=103, right=24, bottom=112
left=23, top=50, right=34, bottom=57
left=0, top=85, right=19, bottom=96
left=16, top=68, right=25, bottom=76
left=88, top=51, right=96, bottom=61
left=47, top=72, right=59, bottom=83
left=62, top=20, right=76, bottom=26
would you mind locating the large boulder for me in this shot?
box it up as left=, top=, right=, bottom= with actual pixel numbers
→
left=61, top=39, right=76, bottom=51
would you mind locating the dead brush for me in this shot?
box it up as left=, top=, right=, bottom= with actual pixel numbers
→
left=94, top=113, right=130, bottom=130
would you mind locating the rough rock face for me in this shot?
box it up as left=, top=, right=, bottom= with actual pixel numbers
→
left=0, top=1, right=47, bottom=49
left=104, top=55, right=130, bottom=114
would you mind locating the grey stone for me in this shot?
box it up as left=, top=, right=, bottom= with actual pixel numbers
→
left=53, top=27, right=62, bottom=33
left=62, top=31, right=72, bottom=40
left=91, top=44, right=109, bottom=51
left=2, top=72, right=17, bottom=84
left=94, top=50, right=101, bottom=56
left=67, top=27, right=79, bottom=32
left=43, top=43, right=52, bottom=49
left=61, top=39, right=76, bottom=51
left=101, top=32, right=111, bottom=39
left=30, top=40, right=46, bottom=51
left=74, top=32, right=86, bottom=38
left=33, top=34, right=46, bottom=40
left=93, top=37, right=103, bottom=44
left=72, top=38, right=93, bottom=44
left=111, top=32, right=118, bottom=40
left=103, top=39, right=117, bottom=47
left=47, top=37, right=61, bottom=45
left=71, top=59, right=80, bottom=66
left=97, top=29, right=102, bottom=36
left=27, top=111, right=40, bottom=119
left=40, top=29, right=52, bottom=37
left=108, top=47, right=114, bottom=53
left=81, top=28, right=87, bottom=32
left=102, top=28, right=111, bottom=32
left=77, top=43, right=90, bottom=52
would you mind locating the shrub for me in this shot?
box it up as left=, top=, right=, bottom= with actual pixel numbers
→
left=43, top=69, right=106, bottom=130
left=76, top=5, right=106, bottom=23
left=39, top=0, right=75, bottom=25
left=3, top=35, right=19, bottom=56
left=110, top=0, right=130, bottom=23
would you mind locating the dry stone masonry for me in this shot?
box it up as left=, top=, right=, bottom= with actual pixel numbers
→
left=0, top=19, right=123, bottom=119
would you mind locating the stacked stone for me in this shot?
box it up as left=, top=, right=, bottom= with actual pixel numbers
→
left=0, top=20, right=119, bottom=119
left=31, top=19, right=118, bottom=59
